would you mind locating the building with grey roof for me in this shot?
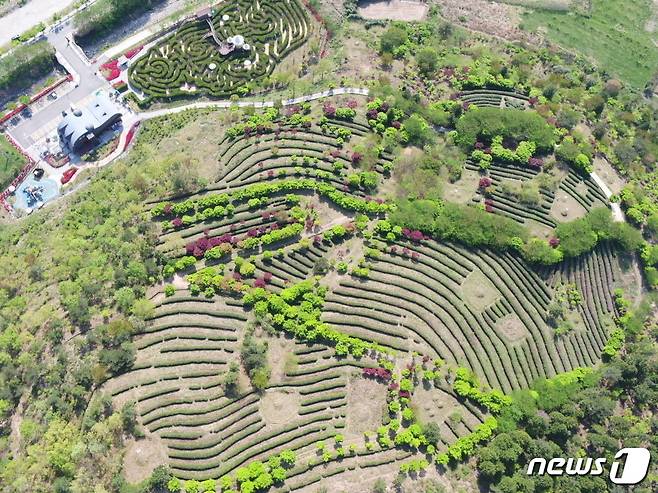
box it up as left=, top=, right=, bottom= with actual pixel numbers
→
left=58, top=93, right=122, bottom=153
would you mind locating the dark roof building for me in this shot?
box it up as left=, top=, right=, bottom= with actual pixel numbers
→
left=58, top=93, right=122, bottom=153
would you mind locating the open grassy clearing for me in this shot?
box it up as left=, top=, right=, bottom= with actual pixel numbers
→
left=0, top=133, right=26, bottom=190
left=522, top=0, right=658, bottom=88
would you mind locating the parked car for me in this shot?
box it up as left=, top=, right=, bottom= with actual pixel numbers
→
left=61, top=167, right=78, bottom=184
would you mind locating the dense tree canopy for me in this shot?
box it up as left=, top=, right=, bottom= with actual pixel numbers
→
left=455, top=107, right=556, bottom=152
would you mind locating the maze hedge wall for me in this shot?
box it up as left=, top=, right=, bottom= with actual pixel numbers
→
left=129, top=0, right=310, bottom=99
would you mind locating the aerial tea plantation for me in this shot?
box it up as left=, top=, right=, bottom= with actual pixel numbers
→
left=101, top=99, right=632, bottom=491
left=129, top=0, right=310, bottom=99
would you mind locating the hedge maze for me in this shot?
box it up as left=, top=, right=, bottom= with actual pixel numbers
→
left=129, top=0, right=310, bottom=99
left=101, top=101, right=635, bottom=489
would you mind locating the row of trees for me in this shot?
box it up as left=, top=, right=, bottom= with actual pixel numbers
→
left=390, top=199, right=643, bottom=267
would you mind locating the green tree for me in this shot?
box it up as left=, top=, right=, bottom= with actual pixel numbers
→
left=380, top=26, right=408, bottom=53
left=416, top=47, right=439, bottom=76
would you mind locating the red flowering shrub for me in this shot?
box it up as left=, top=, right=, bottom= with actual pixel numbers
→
left=125, top=46, right=143, bottom=58
left=479, top=177, right=493, bottom=188
left=362, top=367, right=392, bottom=381
left=172, top=217, right=183, bottom=228
left=253, top=278, right=267, bottom=288
left=323, top=102, right=336, bottom=117
left=549, top=237, right=560, bottom=248
left=351, top=152, right=363, bottom=164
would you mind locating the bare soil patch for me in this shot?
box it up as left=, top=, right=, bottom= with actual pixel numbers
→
left=593, top=156, right=626, bottom=195
left=550, top=189, right=588, bottom=221
left=357, top=0, right=429, bottom=21
left=442, top=168, right=480, bottom=204
left=434, top=0, right=540, bottom=44
left=122, top=434, right=169, bottom=484
left=460, top=270, right=500, bottom=311
left=411, top=385, right=464, bottom=424
left=267, top=336, right=298, bottom=385
left=495, top=313, right=527, bottom=342
left=260, top=389, right=300, bottom=427
left=345, top=377, right=387, bottom=437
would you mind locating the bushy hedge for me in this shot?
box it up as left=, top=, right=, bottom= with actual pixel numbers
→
left=453, top=368, right=512, bottom=413
left=455, top=107, right=555, bottom=152
left=389, top=199, right=527, bottom=251
left=556, top=207, right=643, bottom=258
left=0, top=41, right=55, bottom=91
left=129, top=0, right=309, bottom=99
left=242, top=280, right=383, bottom=357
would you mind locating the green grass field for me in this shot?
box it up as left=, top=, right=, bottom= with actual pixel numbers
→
left=0, top=133, right=27, bottom=190
left=522, top=0, right=658, bottom=88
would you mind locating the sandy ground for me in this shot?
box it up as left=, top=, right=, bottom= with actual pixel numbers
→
left=0, top=0, right=76, bottom=45
left=358, top=0, right=429, bottom=21
left=495, top=313, right=527, bottom=342
left=549, top=189, right=588, bottom=221
left=592, top=156, right=625, bottom=195
left=260, top=389, right=301, bottom=426
left=433, top=0, right=540, bottom=44
left=460, top=270, right=500, bottom=312
left=345, top=377, right=387, bottom=437
left=122, top=434, right=169, bottom=483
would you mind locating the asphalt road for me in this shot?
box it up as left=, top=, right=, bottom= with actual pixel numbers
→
left=0, top=0, right=77, bottom=45
left=9, top=23, right=105, bottom=148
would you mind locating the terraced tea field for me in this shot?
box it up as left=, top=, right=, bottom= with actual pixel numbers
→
left=101, top=100, right=636, bottom=491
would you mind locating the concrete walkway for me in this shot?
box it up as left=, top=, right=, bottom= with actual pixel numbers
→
left=591, top=171, right=624, bottom=222
left=139, top=87, right=370, bottom=119
left=58, top=88, right=370, bottom=189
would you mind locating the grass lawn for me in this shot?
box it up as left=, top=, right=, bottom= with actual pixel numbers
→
left=522, top=0, right=658, bottom=88
left=0, top=133, right=27, bottom=190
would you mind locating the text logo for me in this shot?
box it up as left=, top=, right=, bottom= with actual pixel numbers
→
left=526, top=448, right=650, bottom=485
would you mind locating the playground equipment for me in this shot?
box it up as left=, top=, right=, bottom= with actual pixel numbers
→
left=22, top=184, right=44, bottom=207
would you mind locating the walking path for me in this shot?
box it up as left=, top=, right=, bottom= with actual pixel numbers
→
left=46, top=87, right=371, bottom=191
left=2, top=83, right=627, bottom=231
left=591, top=171, right=624, bottom=222
left=139, top=87, right=369, bottom=119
